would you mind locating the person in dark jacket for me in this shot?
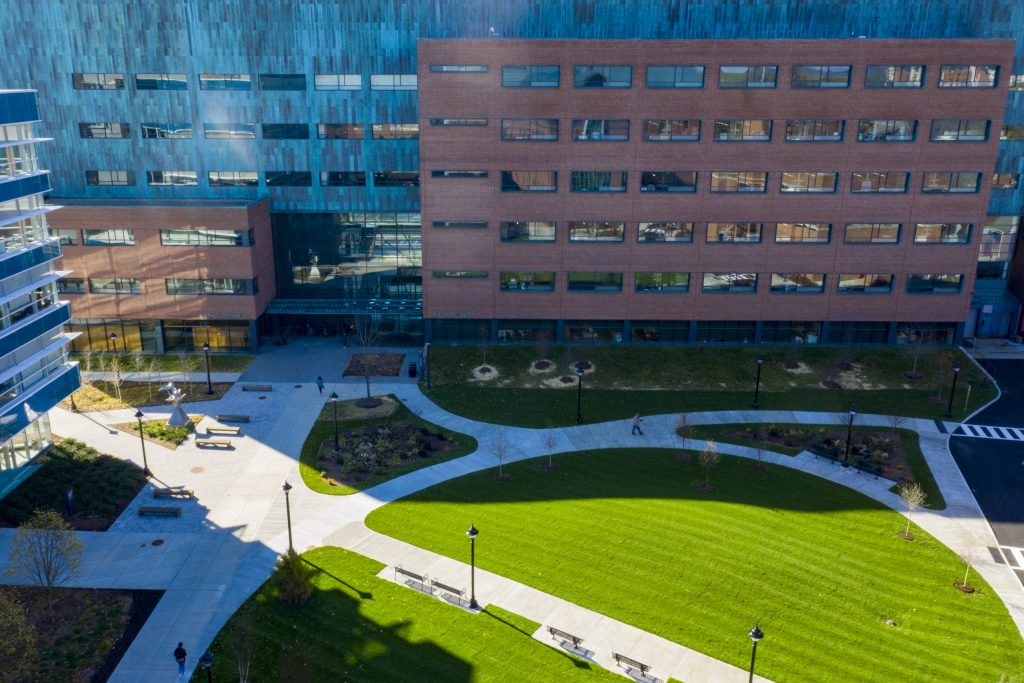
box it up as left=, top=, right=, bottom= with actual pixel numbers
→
left=174, top=642, right=187, bottom=675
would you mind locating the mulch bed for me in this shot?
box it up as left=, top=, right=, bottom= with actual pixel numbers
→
left=318, top=423, right=458, bottom=487
left=343, top=353, right=406, bottom=377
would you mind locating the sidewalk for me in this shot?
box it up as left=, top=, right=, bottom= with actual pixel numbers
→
left=83, top=371, right=242, bottom=383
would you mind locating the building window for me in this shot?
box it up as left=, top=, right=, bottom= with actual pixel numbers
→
left=371, top=123, right=419, bottom=140
left=147, top=170, right=197, bottom=186
left=373, top=172, right=419, bottom=187
left=640, top=172, right=697, bottom=193
left=313, top=74, right=361, bottom=90
left=938, top=65, right=999, bottom=88
left=501, top=118, right=558, bottom=141
left=570, top=171, right=627, bottom=193
left=567, top=272, right=623, bottom=292
left=57, top=278, right=85, bottom=295
left=571, top=119, right=629, bottom=141
left=977, top=216, right=1019, bottom=280
left=79, top=122, right=130, bottom=139
left=263, top=123, right=309, bottom=140
left=850, top=171, right=910, bottom=193
left=837, top=274, right=894, bottom=294
left=54, top=229, right=78, bottom=246
left=500, top=272, right=555, bottom=291
left=318, top=123, right=364, bottom=140
left=430, top=118, right=488, bottom=126
left=791, top=65, right=851, bottom=88
left=259, top=73, right=306, bottom=90
left=845, top=223, right=901, bottom=244
left=775, top=223, right=831, bottom=243
left=72, top=72, right=124, bottom=90
left=204, top=122, right=256, bottom=139
left=265, top=171, right=312, bottom=187
left=694, top=320, right=756, bottom=343
left=501, top=171, right=557, bottom=191
left=85, top=170, right=134, bottom=186
left=160, top=229, right=252, bottom=246
left=568, top=221, right=625, bottom=242
left=921, top=172, right=981, bottom=193
left=502, top=65, right=559, bottom=88
left=1002, top=125, right=1024, bottom=141
left=369, top=74, right=417, bottom=90
left=719, top=65, right=777, bottom=88
left=857, top=119, right=916, bottom=142
left=643, top=119, right=700, bottom=141
left=864, top=65, right=925, bottom=88
left=199, top=74, right=251, bottom=90
left=702, top=273, right=758, bottom=293
left=431, top=271, right=487, bottom=279
left=501, top=221, right=556, bottom=242
left=993, top=173, right=1019, bottom=190
left=770, top=273, right=826, bottom=293
left=930, top=119, right=989, bottom=142
left=906, top=273, right=963, bottom=293
left=780, top=172, right=837, bottom=193
left=431, top=170, right=487, bottom=179
left=208, top=171, right=258, bottom=187
left=785, top=119, right=843, bottom=142
left=136, top=73, right=187, bottom=90
left=646, top=65, right=704, bottom=88
left=638, top=222, right=693, bottom=243
left=914, top=223, right=972, bottom=244
left=761, top=321, right=823, bottom=344
left=141, top=122, right=193, bottom=139
left=709, top=172, right=768, bottom=193
left=1011, top=75, right=1024, bottom=91
left=714, top=119, right=772, bottom=141
left=707, top=222, right=762, bottom=243
left=319, top=171, right=366, bottom=187
left=429, top=65, right=488, bottom=73
left=635, top=272, right=690, bottom=292
left=89, top=277, right=141, bottom=294
left=432, top=221, right=487, bottom=229
left=574, top=65, right=632, bottom=88
left=166, top=278, right=257, bottom=295
left=83, top=228, right=135, bottom=246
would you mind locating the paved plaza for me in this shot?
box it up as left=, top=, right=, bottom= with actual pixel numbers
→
left=1, top=343, right=1022, bottom=681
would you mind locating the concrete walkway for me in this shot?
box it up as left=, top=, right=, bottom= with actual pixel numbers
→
left=83, top=371, right=242, bottom=383
left=6, top=378, right=1022, bottom=682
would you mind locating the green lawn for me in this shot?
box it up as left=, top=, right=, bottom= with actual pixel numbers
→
left=366, top=448, right=1023, bottom=683
left=299, top=396, right=477, bottom=495
left=690, top=424, right=946, bottom=509
left=424, top=345, right=994, bottom=427
left=194, top=547, right=620, bottom=682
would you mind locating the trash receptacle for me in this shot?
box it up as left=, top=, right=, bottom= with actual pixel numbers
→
left=408, top=363, right=417, bottom=378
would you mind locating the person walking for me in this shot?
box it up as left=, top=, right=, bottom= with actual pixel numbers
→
left=316, top=376, right=325, bottom=394
left=632, top=413, right=644, bottom=435
left=173, top=642, right=187, bottom=676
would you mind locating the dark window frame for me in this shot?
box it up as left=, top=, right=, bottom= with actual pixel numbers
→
left=646, top=65, right=705, bottom=88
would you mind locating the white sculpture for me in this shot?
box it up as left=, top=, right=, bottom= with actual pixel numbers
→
left=159, top=381, right=190, bottom=426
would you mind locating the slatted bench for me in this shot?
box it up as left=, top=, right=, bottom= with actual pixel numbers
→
left=241, top=384, right=272, bottom=392
left=547, top=626, right=584, bottom=651
left=207, top=425, right=241, bottom=436
left=196, top=438, right=232, bottom=449
left=612, top=652, right=651, bottom=679
left=153, top=488, right=194, bottom=499
left=431, top=579, right=466, bottom=604
left=215, top=414, right=250, bottom=423
left=394, top=565, right=431, bottom=592
left=138, top=506, right=181, bottom=518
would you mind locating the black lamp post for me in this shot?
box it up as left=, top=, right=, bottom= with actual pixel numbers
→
left=945, top=363, right=961, bottom=419
left=198, top=649, right=214, bottom=683
left=282, top=481, right=293, bottom=552
left=134, top=409, right=150, bottom=476
left=330, top=391, right=340, bottom=453
left=109, top=331, right=118, bottom=352
left=575, top=366, right=585, bottom=424
left=842, top=404, right=857, bottom=466
left=751, top=356, right=764, bottom=408
left=202, top=342, right=213, bottom=395
left=748, top=625, right=764, bottom=683
left=466, top=524, right=479, bottom=609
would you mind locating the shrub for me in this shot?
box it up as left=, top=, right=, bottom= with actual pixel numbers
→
left=271, top=549, right=317, bottom=606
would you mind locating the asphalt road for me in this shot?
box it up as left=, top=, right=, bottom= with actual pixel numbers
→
left=948, top=359, right=1024, bottom=548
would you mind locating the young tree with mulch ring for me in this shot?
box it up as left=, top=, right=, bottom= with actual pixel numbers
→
left=543, top=430, right=557, bottom=470
left=493, top=429, right=510, bottom=480
left=698, top=440, right=720, bottom=492
left=898, top=482, right=927, bottom=541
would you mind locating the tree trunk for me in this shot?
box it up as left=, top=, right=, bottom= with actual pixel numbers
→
left=905, top=515, right=912, bottom=535
left=364, top=373, right=371, bottom=399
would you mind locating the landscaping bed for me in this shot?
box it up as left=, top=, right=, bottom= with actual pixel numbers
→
left=61, top=381, right=234, bottom=412
left=71, top=351, right=253, bottom=373
left=342, top=352, right=405, bottom=377
left=0, top=438, right=146, bottom=530
left=111, top=416, right=200, bottom=449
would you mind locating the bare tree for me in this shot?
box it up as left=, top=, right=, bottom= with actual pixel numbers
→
left=225, top=616, right=256, bottom=683
left=128, top=348, right=146, bottom=380
left=533, top=331, right=550, bottom=364
left=887, top=414, right=908, bottom=431
left=898, top=482, right=927, bottom=540
left=177, top=351, right=192, bottom=392
left=493, top=428, right=510, bottom=480
left=957, top=550, right=978, bottom=592
left=479, top=323, right=490, bottom=368
left=108, top=353, right=125, bottom=403
left=676, top=413, right=693, bottom=440
left=5, top=509, right=84, bottom=620
left=699, top=440, right=720, bottom=491
left=79, top=350, right=95, bottom=389
left=543, top=430, right=557, bottom=470
left=901, top=325, right=927, bottom=379
left=753, top=446, right=766, bottom=472
left=145, top=358, right=159, bottom=401
left=354, top=317, right=382, bottom=400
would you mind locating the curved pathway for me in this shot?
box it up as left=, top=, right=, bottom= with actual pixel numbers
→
left=6, top=379, right=1023, bottom=682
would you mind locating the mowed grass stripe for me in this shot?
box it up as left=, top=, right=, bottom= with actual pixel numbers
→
left=367, top=449, right=1023, bottom=683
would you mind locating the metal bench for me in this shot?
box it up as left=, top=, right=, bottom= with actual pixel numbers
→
left=196, top=438, right=232, bottom=449
left=215, top=414, right=250, bottom=423
left=394, top=565, right=431, bottom=591
left=241, top=384, right=272, bottom=392
left=547, top=626, right=584, bottom=651
left=612, top=652, right=651, bottom=678
left=138, top=506, right=181, bottom=518
left=153, top=488, right=194, bottom=499
left=207, top=425, right=241, bottom=436
left=431, top=579, right=466, bottom=604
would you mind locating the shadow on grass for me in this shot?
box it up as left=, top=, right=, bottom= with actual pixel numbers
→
left=302, top=557, right=373, bottom=599
left=481, top=608, right=598, bottom=671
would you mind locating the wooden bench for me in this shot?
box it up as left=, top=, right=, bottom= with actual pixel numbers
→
left=612, top=652, right=651, bottom=678
left=215, top=414, right=250, bottom=423
left=241, top=384, right=272, bottom=392
left=547, top=626, right=584, bottom=651
left=431, top=579, right=466, bottom=604
left=138, top=506, right=181, bottom=518
left=207, top=425, right=241, bottom=436
left=394, top=565, right=431, bottom=591
left=153, top=488, right=194, bottom=499
left=196, top=438, right=232, bottom=449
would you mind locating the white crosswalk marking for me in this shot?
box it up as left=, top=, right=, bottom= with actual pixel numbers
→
left=953, top=423, right=1024, bottom=442
left=999, top=546, right=1024, bottom=568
